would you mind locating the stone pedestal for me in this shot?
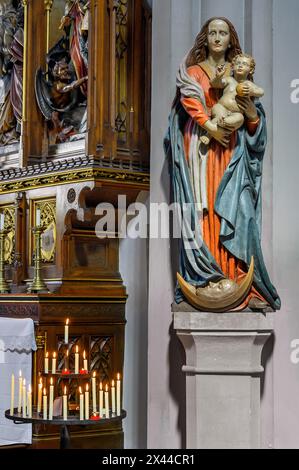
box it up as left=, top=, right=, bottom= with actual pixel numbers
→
left=173, top=309, right=274, bottom=449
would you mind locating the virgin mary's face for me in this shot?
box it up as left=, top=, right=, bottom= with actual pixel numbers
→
left=207, top=19, right=230, bottom=55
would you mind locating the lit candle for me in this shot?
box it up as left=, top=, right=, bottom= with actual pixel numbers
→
left=10, top=374, right=15, bottom=415
left=18, top=370, right=22, bottom=413
left=64, top=318, right=69, bottom=343
left=22, top=379, right=26, bottom=417
left=92, top=372, right=97, bottom=413
left=44, top=352, right=49, bottom=374
left=52, top=352, right=56, bottom=374
left=49, top=378, right=54, bottom=420
left=111, top=380, right=116, bottom=414
left=85, top=384, right=89, bottom=420
left=0, top=213, right=4, bottom=230
left=63, top=386, right=67, bottom=421
left=116, top=373, right=121, bottom=416
left=83, top=350, right=88, bottom=371
left=105, top=384, right=110, bottom=418
left=75, top=345, right=79, bottom=374
left=79, top=386, right=84, bottom=421
left=99, top=382, right=103, bottom=418
left=27, top=385, right=32, bottom=418
left=36, top=208, right=41, bottom=227
left=43, top=388, right=47, bottom=420
left=37, top=378, right=43, bottom=413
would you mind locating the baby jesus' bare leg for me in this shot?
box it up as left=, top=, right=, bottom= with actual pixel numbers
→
left=200, top=103, right=244, bottom=145
left=212, top=103, right=244, bottom=130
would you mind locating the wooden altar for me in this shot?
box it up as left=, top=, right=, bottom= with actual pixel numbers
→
left=0, top=0, right=151, bottom=449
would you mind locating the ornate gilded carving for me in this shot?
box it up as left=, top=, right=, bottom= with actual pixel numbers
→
left=35, top=334, right=46, bottom=350
left=33, top=199, right=56, bottom=263
left=0, top=205, right=15, bottom=264
left=0, top=167, right=150, bottom=195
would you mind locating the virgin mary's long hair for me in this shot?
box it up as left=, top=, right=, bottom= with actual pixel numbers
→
left=172, top=17, right=242, bottom=108
left=186, top=17, right=242, bottom=67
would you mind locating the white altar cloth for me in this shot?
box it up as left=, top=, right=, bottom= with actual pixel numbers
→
left=0, top=317, right=37, bottom=446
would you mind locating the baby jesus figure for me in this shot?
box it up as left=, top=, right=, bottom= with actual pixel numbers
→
left=201, top=53, right=264, bottom=145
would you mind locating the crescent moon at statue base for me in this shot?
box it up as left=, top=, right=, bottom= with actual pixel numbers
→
left=177, top=257, right=254, bottom=313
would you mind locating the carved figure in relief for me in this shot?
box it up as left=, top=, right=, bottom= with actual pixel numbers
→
left=35, top=0, right=89, bottom=144
left=35, top=58, right=87, bottom=143
left=165, top=17, right=281, bottom=312
left=0, top=0, right=23, bottom=145
left=200, top=53, right=264, bottom=145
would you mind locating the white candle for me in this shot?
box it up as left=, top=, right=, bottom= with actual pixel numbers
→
left=63, top=386, right=67, bottom=421
left=18, top=370, right=22, bottom=413
left=79, top=387, right=84, bottom=421
left=64, top=318, right=69, bottom=343
left=111, top=380, right=116, bottom=414
left=36, top=208, right=41, bottom=227
left=44, top=352, right=49, bottom=374
left=105, top=384, right=110, bottom=418
left=49, top=378, right=54, bottom=420
left=43, top=388, right=47, bottom=420
left=92, top=372, right=97, bottom=413
left=83, top=350, right=88, bottom=371
left=52, top=352, right=56, bottom=374
left=10, top=374, right=15, bottom=415
left=0, top=213, right=4, bottom=231
left=99, top=382, right=103, bottom=418
left=116, top=373, right=121, bottom=416
left=37, top=379, right=43, bottom=413
left=85, top=384, right=89, bottom=420
left=75, top=345, right=79, bottom=374
left=27, top=385, right=32, bottom=418
left=22, top=379, right=26, bottom=417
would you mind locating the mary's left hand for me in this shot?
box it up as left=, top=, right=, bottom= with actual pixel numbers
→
left=236, top=96, right=258, bottom=121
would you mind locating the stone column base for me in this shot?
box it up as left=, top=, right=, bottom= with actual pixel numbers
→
left=173, top=308, right=274, bottom=449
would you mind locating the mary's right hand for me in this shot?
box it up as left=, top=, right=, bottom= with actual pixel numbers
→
left=205, top=124, right=232, bottom=148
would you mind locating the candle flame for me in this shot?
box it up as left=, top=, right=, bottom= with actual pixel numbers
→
left=50, top=377, right=53, bottom=385
left=66, top=350, right=69, bottom=357
left=117, top=373, right=120, bottom=380
left=28, top=384, right=31, bottom=393
left=83, top=350, right=86, bottom=359
left=23, top=379, right=26, bottom=386
left=86, top=384, right=89, bottom=392
left=100, top=382, right=103, bottom=391
left=93, top=371, right=96, bottom=378
left=112, top=380, right=115, bottom=387
left=64, top=386, right=67, bottom=395
left=79, top=386, right=82, bottom=394
left=46, top=352, right=49, bottom=358
left=66, top=318, right=69, bottom=325
left=76, top=345, right=79, bottom=353
left=19, top=370, right=22, bottom=377
left=53, top=352, right=56, bottom=358
left=43, top=388, right=46, bottom=396
left=105, top=384, right=108, bottom=392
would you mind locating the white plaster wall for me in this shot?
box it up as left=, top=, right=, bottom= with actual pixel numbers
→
left=272, top=0, right=299, bottom=449
left=120, top=233, right=148, bottom=449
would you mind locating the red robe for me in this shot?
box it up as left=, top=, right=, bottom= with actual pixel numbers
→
left=180, top=63, right=264, bottom=308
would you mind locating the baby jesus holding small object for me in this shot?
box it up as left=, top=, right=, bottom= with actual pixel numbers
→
left=201, top=53, right=264, bottom=145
